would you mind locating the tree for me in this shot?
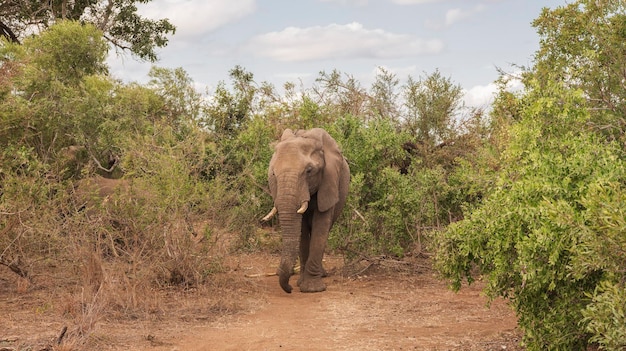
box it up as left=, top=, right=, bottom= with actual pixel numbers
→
left=435, top=1, right=626, bottom=349
left=204, top=65, right=256, bottom=138
left=402, top=70, right=463, bottom=146
left=313, top=69, right=368, bottom=119
left=369, top=66, right=401, bottom=122
left=0, top=21, right=111, bottom=171
left=0, top=0, right=175, bottom=61
left=148, top=66, right=205, bottom=127
left=532, top=0, right=626, bottom=142
left=0, top=20, right=217, bottom=300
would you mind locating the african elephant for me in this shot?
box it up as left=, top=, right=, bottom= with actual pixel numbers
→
left=262, top=128, right=350, bottom=293
left=74, top=176, right=129, bottom=212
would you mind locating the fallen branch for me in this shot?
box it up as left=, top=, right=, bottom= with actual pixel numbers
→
left=344, top=255, right=431, bottom=277
left=244, top=272, right=276, bottom=278
left=245, top=265, right=300, bottom=278
left=57, top=326, right=68, bottom=345
left=0, top=257, right=29, bottom=279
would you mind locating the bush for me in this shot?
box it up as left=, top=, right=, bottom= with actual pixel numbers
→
left=435, top=81, right=626, bottom=350
left=583, top=281, right=626, bottom=350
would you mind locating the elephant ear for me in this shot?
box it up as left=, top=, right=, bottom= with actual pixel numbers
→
left=281, top=129, right=296, bottom=141
left=301, top=128, right=343, bottom=212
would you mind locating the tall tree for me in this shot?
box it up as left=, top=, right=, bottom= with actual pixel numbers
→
left=369, top=67, right=400, bottom=122
left=532, top=0, right=626, bottom=141
left=0, top=0, right=175, bottom=62
left=403, top=70, right=463, bottom=146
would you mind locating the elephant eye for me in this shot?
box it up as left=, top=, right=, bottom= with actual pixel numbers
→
left=305, top=165, right=314, bottom=175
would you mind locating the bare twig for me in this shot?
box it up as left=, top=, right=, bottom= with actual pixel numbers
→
left=57, top=326, right=68, bottom=345
left=352, top=208, right=366, bottom=222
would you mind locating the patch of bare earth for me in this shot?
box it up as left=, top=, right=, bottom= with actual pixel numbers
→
left=0, top=253, right=521, bottom=351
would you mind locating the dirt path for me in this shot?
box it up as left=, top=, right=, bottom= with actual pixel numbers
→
left=1, top=254, right=521, bottom=351
left=162, top=256, right=521, bottom=351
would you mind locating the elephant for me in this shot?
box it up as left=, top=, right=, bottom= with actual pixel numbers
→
left=262, top=128, right=350, bottom=293
left=74, top=176, right=129, bottom=212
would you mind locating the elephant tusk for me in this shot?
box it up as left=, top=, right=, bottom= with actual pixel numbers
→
left=261, top=207, right=277, bottom=222
left=296, top=201, right=309, bottom=214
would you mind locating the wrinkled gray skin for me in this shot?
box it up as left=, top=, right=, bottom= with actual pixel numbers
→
left=266, top=128, right=350, bottom=293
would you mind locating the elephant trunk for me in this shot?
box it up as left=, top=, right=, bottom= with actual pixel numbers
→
left=275, top=173, right=309, bottom=293
left=276, top=210, right=301, bottom=293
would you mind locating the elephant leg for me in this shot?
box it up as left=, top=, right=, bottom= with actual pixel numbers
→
left=299, top=210, right=332, bottom=293
left=297, top=214, right=312, bottom=287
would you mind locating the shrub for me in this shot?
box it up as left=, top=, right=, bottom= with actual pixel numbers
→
left=435, top=80, right=626, bottom=350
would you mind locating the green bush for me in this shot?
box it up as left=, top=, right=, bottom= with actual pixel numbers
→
left=329, top=114, right=469, bottom=258
left=583, top=281, right=626, bottom=350
left=435, top=80, right=626, bottom=350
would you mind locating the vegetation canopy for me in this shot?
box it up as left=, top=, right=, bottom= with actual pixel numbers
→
left=0, top=0, right=175, bottom=61
left=1, top=1, right=625, bottom=349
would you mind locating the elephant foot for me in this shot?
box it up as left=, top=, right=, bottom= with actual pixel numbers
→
left=299, top=277, right=326, bottom=293
left=297, top=266, right=327, bottom=287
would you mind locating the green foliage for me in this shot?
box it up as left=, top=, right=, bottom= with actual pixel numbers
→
left=15, top=11, right=626, bottom=350
left=576, top=176, right=626, bottom=351
left=532, top=0, right=626, bottom=143
left=328, top=114, right=473, bottom=258
left=0, top=0, right=175, bottom=61
left=435, top=78, right=626, bottom=350
left=435, top=2, right=626, bottom=349
left=0, top=23, right=216, bottom=294
left=2, top=4, right=624, bottom=350
left=403, top=70, right=463, bottom=145
left=204, top=65, right=256, bottom=137
left=148, top=66, right=205, bottom=123
left=28, top=21, right=109, bottom=85
left=1, top=21, right=112, bottom=175
left=582, top=281, right=626, bottom=350
left=218, top=115, right=276, bottom=250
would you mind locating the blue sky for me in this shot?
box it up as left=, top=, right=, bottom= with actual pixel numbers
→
left=107, top=0, right=566, bottom=110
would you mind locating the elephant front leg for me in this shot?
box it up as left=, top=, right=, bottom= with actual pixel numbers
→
left=299, top=211, right=332, bottom=293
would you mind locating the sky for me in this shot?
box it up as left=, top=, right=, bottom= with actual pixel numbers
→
left=106, top=0, right=567, bottom=110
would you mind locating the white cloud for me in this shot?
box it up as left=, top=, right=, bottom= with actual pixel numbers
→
left=462, top=75, right=524, bottom=110
left=463, top=83, right=498, bottom=109
left=425, top=4, right=486, bottom=29
left=138, top=0, right=256, bottom=38
left=247, top=22, right=444, bottom=62
left=445, top=4, right=486, bottom=27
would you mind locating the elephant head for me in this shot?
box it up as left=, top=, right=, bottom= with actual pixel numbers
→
left=263, top=128, right=349, bottom=293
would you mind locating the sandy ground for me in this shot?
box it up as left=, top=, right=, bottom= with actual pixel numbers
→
left=0, top=253, right=521, bottom=351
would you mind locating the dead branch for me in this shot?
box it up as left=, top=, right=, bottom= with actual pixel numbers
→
left=244, top=272, right=276, bottom=278
left=57, top=326, right=68, bottom=345
left=343, top=254, right=431, bottom=278
left=0, top=257, right=29, bottom=278
left=245, top=265, right=300, bottom=278
left=352, top=208, right=366, bottom=222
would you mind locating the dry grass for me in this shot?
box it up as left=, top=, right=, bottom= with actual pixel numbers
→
left=0, top=173, right=275, bottom=350
left=0, top=247, right=265, bottom=351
